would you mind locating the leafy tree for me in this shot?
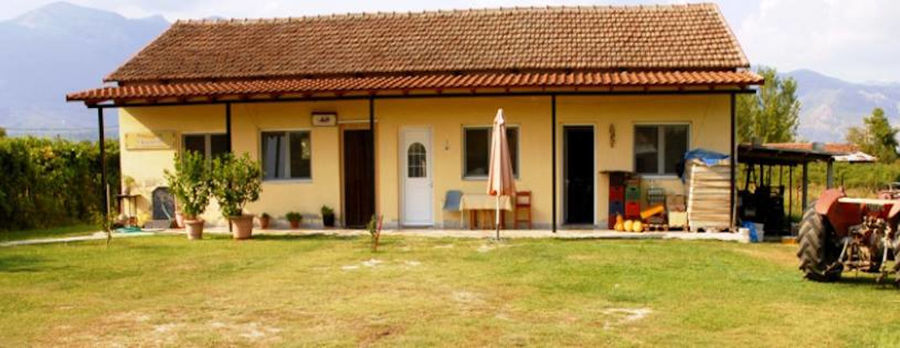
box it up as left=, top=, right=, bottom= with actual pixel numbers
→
left=0, top=127, right=6, bottom=138
left=737, top=67, right=801, bottom=143
left=846, top=108, right=898, bottom=163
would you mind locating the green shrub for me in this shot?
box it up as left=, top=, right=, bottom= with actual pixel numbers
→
left=163, top=151, right=211, bottom=218
left=285, top=211, right=302, bottom=223
left=0, top=137, right=119, bottom=231
left=210, top=153, right=262, bottom=218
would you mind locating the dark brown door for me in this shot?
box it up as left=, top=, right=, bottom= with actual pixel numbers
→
left=564, top=126, right=594, bottom=224
left=343, top=130, right=375, bottom=228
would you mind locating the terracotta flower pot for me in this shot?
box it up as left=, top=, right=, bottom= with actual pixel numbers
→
left=258, top=216, right=270, bottom=229
left=175, top=212, right=187, bottom=229
left=231, top=214, right=254, bottom=240
left=289, top=220, right=301, bottom=229
left=185, top=219, right=204, bottom=240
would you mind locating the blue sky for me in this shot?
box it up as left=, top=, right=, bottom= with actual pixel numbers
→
left=4, top=0, right=899, bottom=83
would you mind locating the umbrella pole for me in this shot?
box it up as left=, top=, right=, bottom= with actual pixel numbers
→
left=495, top=195, right=501, bottom=240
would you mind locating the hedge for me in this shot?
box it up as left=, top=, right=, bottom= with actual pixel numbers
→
left=0, top=137, right=119, bottom=231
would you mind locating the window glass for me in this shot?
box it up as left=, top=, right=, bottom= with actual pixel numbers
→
left=209, top=134, right=229, bottom=158
left=634, top=125, right=689, bottom=175
left=183, top=135, right=206, bottom=155
left=407, top=143, right=427, bottom=178
left=664, top=125, right=689, bottom=174
left=634, top=126, right=659, bottom=174
left=262, top=131, right=311, bottom=180
left=289, top=132, right=311, bottom=179
left=463, top=127, right=519, bottom=178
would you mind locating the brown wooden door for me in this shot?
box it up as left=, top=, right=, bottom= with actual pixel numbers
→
left=343, top=130, right=375, bottom=228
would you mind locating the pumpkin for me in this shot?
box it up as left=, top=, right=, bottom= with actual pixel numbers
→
left=613, top=214, right=625, bottom=231
left=623, top=220, right=634, bottom=232
left=632, top=220, right=644, bottom=232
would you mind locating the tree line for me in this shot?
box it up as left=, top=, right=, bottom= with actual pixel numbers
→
left=738, top=67, right=899, bottom=164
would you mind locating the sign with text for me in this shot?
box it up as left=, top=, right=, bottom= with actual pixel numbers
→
left=124, top=131, right=176, bottom=150
left=312, top=112, right=337, bottom=126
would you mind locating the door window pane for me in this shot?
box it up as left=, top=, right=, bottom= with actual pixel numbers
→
left=407, top=143, right=427, bottom=178
left=634, top=126, right=659, bottom=174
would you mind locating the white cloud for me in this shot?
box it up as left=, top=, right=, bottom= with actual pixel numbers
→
left=736, top=0, right=900, bottom=82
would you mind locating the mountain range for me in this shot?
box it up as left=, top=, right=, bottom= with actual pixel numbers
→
left=0, top=2, right=897, bottom=142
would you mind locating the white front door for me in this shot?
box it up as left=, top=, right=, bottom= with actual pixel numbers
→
left=401, top=128, right=433, bottom=226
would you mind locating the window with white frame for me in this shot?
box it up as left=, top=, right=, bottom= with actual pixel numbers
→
left=463, top=126, right=519, bottom=178
left=261, top=131, right=311, bottom=180
left=634, top=124, right=689, bottom=175
left=183, top=133, right=228, bottom=158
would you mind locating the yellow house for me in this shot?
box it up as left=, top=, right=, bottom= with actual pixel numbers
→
left=67, top=4, right=762, bottom=230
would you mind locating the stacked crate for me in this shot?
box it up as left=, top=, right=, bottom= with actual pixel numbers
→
left=624, top=180, right=642, bottom=220
left=686, top=158, right=732, bottom=232
left=607, top=172, right=627, bottom=229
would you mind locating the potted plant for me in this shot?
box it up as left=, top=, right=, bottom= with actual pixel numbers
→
left=285, top=212, right=303, bottom=229
left=211, top=153, right=262, bottom=240
left=321, top=205, right=335, bottom=227
left=163, top=151, right=212, bottom=240
left=258, top=213, right=271, bottom=229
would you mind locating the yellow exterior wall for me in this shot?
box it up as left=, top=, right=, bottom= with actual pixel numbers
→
left=118, top=94, right=730, bottom=229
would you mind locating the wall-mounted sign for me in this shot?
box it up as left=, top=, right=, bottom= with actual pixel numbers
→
left=124, top=131, right=176, bottom=150
left=312, top=112, right=337, bottom=127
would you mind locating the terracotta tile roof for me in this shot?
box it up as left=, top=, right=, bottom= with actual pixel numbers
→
left=764, top=143, right=860, bottom=155
left=105, top=4, right=750, bottom=83
left=67, top=70, right=763, bottom=104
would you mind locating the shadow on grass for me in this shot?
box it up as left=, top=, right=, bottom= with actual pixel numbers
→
left=0, top=254, right=65, bottom=273
left=833, top=274, right=900, bottom=289
left=250, top=233, right=362, bottom=242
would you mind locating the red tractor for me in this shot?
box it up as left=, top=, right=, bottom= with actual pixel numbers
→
left=798, top=188, right=900, bottom=285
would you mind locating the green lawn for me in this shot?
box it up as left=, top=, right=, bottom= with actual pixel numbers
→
left=1, top=235, right=898, bottom=347
left=0, top=224, right=97, bottom=242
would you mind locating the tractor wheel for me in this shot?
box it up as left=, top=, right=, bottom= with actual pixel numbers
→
left=797, top=203, right=843, bottom=282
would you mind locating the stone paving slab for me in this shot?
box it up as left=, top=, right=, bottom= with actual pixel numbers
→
left=0, top=232, right=155, bottom=248
left=2, top=228, right=749, bottom=248
left=166, top=228, right=749, bottom=243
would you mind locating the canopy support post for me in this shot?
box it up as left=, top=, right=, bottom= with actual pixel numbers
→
left=729, top=93, right=736, bottom=229
left=826, top=159, right=834, bottom=189
left=369, top=96, right=376, bottom=221
left=802, top=162, right=809, bottom=211
left=551, top=94, right=557, bottom=233
left=225, top=102, right=232, bottom=152
left=98, top=108, right=110, bottom=242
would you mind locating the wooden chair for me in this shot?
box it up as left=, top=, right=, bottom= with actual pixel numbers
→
left=513, top=191, right=532, bottom=229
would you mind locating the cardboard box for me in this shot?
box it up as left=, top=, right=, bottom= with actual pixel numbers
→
left=666, top=195, right=686, bottom=212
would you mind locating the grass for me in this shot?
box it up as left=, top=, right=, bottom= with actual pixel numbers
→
left=1, top=235, right=899, bottom=347
left=0, top=224, right=97, bottom=242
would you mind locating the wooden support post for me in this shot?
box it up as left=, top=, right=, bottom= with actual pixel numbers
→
left=551, top=94, right=557, bottom=233
left=802, top=162, right=809, bottom=211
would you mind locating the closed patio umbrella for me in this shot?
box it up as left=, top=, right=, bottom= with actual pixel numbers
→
left=487, top=108, right=516, bottom=240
